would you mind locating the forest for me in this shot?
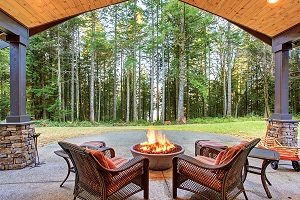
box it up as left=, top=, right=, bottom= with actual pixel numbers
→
left=0, top=0, right=300, bottom=123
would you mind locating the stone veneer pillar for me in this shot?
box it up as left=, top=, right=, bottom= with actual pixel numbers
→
left=266, top=119, right=299, bottom=147
left=0, top=123, right=36, bottom=170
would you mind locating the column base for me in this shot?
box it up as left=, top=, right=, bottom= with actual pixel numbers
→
left=6, top=115, right=31, bottom=123
left=271, top=113, right=292, bottom=120
left=0, top=122, right=36, bottom=170
left=266, top=119, right=299, bottom=147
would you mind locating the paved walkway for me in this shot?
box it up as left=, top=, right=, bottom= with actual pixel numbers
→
left=0, top=130, right=300, bottom=200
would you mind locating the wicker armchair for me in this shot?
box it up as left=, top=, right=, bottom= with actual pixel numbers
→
left=58, top=141, right=149, bottom=200
left=172, top=138, right=260, bottom=200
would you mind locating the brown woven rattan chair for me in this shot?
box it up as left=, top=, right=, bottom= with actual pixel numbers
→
left=58, top=141, right=149, bottom=200
left=172, top=138, right=260, bottom=200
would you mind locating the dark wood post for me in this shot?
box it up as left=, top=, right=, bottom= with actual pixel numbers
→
left=6, top=35, right=30, bottom=123
left=271, top=43, right=292, bottom=120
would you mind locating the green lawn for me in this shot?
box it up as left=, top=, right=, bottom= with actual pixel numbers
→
left=36, top=120, right=267, bottom=146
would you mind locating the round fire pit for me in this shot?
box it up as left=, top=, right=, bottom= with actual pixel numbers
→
left=130, top=144, right=184, bottom=170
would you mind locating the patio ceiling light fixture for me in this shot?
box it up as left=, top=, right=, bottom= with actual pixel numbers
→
left=268, top=0, right=279, bottom=4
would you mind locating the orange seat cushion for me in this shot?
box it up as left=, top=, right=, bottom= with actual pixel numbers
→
left=215, top=141, right=248, bottom=165
left=87, top=149, right=116, bottom=169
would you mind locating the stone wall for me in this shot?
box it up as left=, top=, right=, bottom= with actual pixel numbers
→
left=266, top=119, right=299, bottom=147
left=0, top=123, right=36, bottom=170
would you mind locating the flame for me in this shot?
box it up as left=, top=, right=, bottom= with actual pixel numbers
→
left=139, top=130, right=175, bottom=153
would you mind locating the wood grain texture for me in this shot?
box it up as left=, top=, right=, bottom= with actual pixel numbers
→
left=0, top=0, right=299, bottom=37
left=180, top=0, right=300, bottom=37
left=0, top=0, right=126, bottom=29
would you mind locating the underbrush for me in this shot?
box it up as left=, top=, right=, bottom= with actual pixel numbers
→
left=34, top=115, right=263, bottom=127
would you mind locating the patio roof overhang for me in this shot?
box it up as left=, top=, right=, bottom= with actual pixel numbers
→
left=0, top=0, right=299, bottom=123
left=0, top=0, right=299, bottom=44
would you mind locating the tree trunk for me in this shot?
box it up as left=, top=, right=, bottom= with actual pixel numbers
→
left=156, top=1, right=160, bottom=121
left=120, top=50, right=124, bottom=120
left=161, top=47, right=166, bottom=123
left=133, top=57, right=137, bottom=121
left=70, top=28, right=75, bottom=122
left=207, top=46, right=211, bottom=116
left=57, top=29, right=62, bottom=122
left=76, top=26, right=80, bottom=120
left=177, top=4, right=186, bottom=123
left=132, top=1, right=137, bottom=121
left=167, top=40, right=170, bottom=120
left=126, top=70, right=130, bottom=123
left=150, top=6, right=155, bottom=122
left=222, top=53, right=227, bottom=117
left=98, top=64, right=102, bottom=122
left=90, top=13, right=95, bottom=122
left=186, top=43, right=190, bottom=119
left=113, top=5, right=118, bottom=121
left=138, top=48, right=142, bottom=120
left=226, top=23, right=232, bottom=117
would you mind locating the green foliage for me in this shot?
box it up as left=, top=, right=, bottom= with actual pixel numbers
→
left=187, top=115, right=262, bottom=124
left=189, top=72, right=208, bottom=99
left=1, top=0, right=300, bottom=123
left=34, top=115, right=262, bottom=127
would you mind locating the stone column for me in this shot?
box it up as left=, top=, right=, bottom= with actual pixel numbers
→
left=268, top=42, right=298, bottom=147
left=0, top=123, right=36, bottom=170
left=266, top=119, right=299, bottom=147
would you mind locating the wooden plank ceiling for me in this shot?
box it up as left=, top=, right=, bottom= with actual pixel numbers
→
left=0, top=0, right=299, bottom=38
left=181, top=0, right=300, bottom=38
left=0, top=0, right=125, bottom=35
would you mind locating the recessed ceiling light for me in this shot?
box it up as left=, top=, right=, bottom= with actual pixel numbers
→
left=268, top=0, right=279, bottom=4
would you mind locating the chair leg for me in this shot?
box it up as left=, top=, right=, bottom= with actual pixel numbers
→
left=243, top=191, right=248, bottom=200
left=144, top=182, right=149, bottom=200
left=173, top=188, right=177, bottom=199
left=143, top=159, right=149, bottom=199
left=144, top=190, right=149, bottom=199
left=172, top=158, right=178, bottom=198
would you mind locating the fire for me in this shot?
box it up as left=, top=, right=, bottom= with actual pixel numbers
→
left=139, top=130, right=175, bottom=154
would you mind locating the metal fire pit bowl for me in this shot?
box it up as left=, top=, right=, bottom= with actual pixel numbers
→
left=130, top=144, right=185, bottom=170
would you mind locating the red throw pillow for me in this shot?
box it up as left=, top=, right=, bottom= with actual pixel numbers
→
left=214, top=142, right=247, bottom=165
left=87, top=150, right=116, bottom=169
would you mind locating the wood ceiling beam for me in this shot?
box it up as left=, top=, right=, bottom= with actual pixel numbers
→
left=29, top=15, right=76, bottom=36
left=228, top=20, right=272, bottom=46
left=272, top=23, right=300, bottom=52
left=0, top=10, right=28, bottom=39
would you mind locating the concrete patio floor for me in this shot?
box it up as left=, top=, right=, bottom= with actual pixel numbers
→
left=1, top=130, right=300, bottom=200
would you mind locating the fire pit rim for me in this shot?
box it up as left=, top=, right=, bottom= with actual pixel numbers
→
left=130, top=143, right=185, bottom=156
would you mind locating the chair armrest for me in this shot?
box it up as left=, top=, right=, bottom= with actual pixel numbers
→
left=112, top=156, right=148, bottom=173
left=175, top=154, right=227, bottom=170
left=98, top=147, right=115, bottom=158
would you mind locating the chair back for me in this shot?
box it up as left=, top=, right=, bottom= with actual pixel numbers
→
left=58, top=141, right=108, bottom=198
left=223, top=138, right=260, bottom=193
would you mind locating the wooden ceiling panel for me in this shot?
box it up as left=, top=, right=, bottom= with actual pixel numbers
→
left=181, top=0, right=300, bottom=37
left=0, top=0, right=299, bottom=38
left=0, top=0, right=126, bottom=29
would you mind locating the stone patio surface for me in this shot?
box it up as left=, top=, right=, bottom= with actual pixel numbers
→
left=0, top=130, right=300, bottom=200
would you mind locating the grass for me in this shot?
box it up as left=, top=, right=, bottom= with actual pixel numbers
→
left=36, top=119, right=268, bottom=146
left=34, top=116, right=263, bottom=127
